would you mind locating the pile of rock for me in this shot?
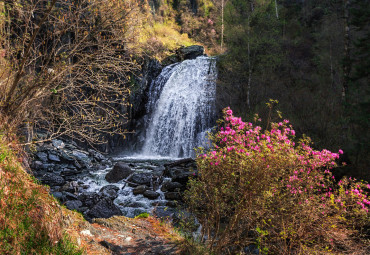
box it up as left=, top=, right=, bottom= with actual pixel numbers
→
left=31, top=138, right=199, bottom=221
left=30, top=138, right=122, bottom=221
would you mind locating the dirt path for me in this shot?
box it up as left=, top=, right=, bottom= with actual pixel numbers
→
left=65, top=215, right=184, bottom=254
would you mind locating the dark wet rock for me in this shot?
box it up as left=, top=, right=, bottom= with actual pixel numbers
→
left=41, top=173, right=65, bottom=186
left=60, top=169, right=79, bottom=176
left=164, top=192, right=182, bottom=201
left=84, top=198, right=123, bottom=220
left=151, top=201, right=167, bottom=207
left=42, top=163, right=56, bottom=171
left=164, top=158, right=195, bottom=168
left=172, top=172, right=197, bottom=185
left=72, top=150, right=91, bottom=167
left=60, top=181, right=79, bottom=193
left=79, top=207, right=88, bottom=213
left=36, top=152, right=48, bottom=162
left=132, top=185, right=148, bottom=195
left=65, top=200, right=82, bottom=210
left=51, top=191, right=65, bottom=202
left=128, top=172, right=152, bottom=186
left=178, top=45, right=205, bottom=60
left=143, top=190, right=160, bottom=200
left=64, top=191, right=78, bottom=200
left=64, top=142, right=77, bottom=150
left=78, top=192, right=102, bottom=208
left=52, top=139, right=65, bottom=149
left=73, top=160, right=82, bottom=169
left=51, top=186, right=61, bottom=192
left=165, top=201, right=178, bottom=208
left=31, top=160, right=44, bottom=170
left=125, top=201, right=149, bottom=208
left=48, top=153, right=61, bottom=162
left=162, top=54, right=181, bottom=66
left=164, top=158, right=197, bottom=178
left=153, top=207, right=176, bottom=218
left=88, top=149, right=106, bottom=162
left=59, top=150, right=75, bottom=162
left=99, top=185, right=119, bottom=200
left=105, top=162, right=133, bottom=183
left=161, top=181, right=183, bottom=192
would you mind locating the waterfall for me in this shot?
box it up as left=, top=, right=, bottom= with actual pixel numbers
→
left=142, top=56, right=217, bottom=158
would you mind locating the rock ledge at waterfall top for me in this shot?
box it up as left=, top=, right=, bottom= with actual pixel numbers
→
left=162, top=45, right=205, bottom=66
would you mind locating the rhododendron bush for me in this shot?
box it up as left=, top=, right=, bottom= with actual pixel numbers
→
left=184, top=107, right=369, bottom=254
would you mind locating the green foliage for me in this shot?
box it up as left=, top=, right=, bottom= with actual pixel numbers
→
left=135, top=212, right=149, bottom=219
left=137, top=20, right=195, bottom=60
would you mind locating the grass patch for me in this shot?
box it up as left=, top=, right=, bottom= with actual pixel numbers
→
left=0, top=128, right=83, bottom=254
left=134, top=212, right=150, bottom=219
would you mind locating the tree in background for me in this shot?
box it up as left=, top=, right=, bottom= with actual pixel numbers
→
left=343, top=0, right=370, bottom=177
left=217, top=0, right=370, bottom=181
left=0, top=0, right=140, bottom=145
left=219, top=0, right=282, bottom=112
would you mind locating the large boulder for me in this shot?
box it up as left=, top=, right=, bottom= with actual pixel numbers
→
left=105, top=162, right=133, bottom=183
left=132, top=185, right=148, bottom=195
left=128, top=172, right=152, bottom=186
left=143, top=190, right=160, bottom=200
left=84, top=198, right=123, bottom=220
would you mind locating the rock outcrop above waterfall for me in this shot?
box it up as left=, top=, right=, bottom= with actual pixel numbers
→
left=179, top=45, right=205, bottom=60
left=162, top=45, right=205, bottom=65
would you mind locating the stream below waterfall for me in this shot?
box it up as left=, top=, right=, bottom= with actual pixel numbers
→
left=89, top=56, right=217, bottom=218
left=80, top=157, right=178, bottom=218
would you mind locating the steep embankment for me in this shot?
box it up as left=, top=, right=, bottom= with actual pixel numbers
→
left=0, top=126, right=184, bottom=254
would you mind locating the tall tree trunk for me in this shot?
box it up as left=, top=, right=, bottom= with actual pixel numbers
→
left=274, top=0, right=279, bottom=19
left=247, top=16, right=251, bottom=110
left=342, top=0, right=351, bottom=102
left=221, top=0, right=224, bottom=51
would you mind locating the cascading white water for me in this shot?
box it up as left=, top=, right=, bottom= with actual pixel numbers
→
left=142, top=56, right=217, bottom=158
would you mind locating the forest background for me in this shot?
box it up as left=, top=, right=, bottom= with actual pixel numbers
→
left=0, top=0, right=369, bottom=182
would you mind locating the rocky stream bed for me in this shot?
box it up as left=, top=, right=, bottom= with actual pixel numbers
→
left=30, top=138, right=198, bottom=222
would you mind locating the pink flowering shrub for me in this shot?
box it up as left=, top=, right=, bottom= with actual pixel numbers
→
left=184, top=107, right=369, bottom=254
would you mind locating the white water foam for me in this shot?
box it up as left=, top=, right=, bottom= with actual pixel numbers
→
left=142, top=56, right=217, bottom=158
